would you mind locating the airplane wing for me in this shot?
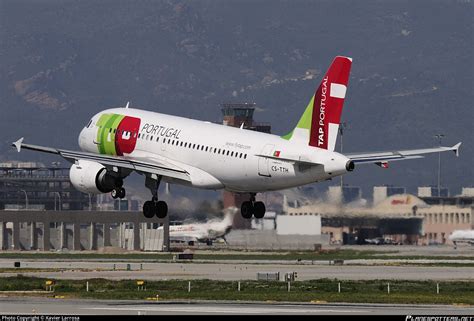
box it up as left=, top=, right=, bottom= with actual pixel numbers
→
left=12, top=138, right=191, bottom=182
left=345, top=143, right=461, bottom=166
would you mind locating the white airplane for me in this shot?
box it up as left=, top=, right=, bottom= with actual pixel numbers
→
left=12, top=56, right=461, bottom=220
left=448, top=230, right=474, bottom=248
left=159, top=207, right=237, bottom=245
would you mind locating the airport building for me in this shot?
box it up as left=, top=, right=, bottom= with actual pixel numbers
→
left=0, top=210, right=169, bottom=251
left=0, top=162, right=95, bottom=211
left=284, top=185, right=474, bottom=245
left=0, top=162, right=170, bottom=252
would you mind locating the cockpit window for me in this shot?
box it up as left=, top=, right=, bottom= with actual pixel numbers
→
left=86, top=119, right=93, bottom=128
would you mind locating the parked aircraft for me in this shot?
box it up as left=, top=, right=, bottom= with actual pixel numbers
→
left=160, top=207, right=237, bottom=245
left=13, top=56, right=461, bottom=219
left=448, top=230, right=474, bottom=248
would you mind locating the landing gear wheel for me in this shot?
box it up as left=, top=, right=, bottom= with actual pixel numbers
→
left=253, top=201, right=266, bottom=219
left=143, top=201, right=155, bottom=218
left=155, top=200, right=168, bottom=218
left=111, top=187, right=126, bottom=199
left=241, top=201, right=254, bottom=219
left=118, top=187, right=126, bottom=199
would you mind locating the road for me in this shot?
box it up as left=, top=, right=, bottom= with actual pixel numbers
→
left=0, top=259, right=473, bottom=281
left=0, top=297, right=472, bottom=315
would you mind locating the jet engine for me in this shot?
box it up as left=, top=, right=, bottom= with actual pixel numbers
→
left=70, top=160, right=122, bottom=194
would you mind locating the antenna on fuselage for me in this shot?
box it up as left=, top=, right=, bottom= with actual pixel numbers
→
left=125, top=101, right=130, bottom=109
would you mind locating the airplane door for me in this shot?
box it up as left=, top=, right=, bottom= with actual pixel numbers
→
left=258, top=144, right=274, bottom=177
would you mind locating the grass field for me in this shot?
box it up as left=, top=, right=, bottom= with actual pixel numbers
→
left=1, top=276, right=472, bottom=305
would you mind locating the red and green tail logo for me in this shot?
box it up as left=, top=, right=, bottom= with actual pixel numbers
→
left=96, top=113, right=141, bottom=156
left=281, top=56, right=352, bottom=151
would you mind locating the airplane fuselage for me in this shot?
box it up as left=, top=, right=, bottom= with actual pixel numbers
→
left=79, top=108, right=351, bottom=193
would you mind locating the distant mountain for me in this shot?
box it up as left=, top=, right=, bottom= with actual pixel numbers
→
left=0, top=0, right=472, bottom=199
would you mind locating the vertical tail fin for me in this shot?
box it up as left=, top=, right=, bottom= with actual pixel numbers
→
left=282, top=56, right=352, bottom=151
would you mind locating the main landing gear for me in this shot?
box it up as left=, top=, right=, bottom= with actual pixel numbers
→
left=111, top=187, right=126, bottom=199
left=143, top=175, right=168, bottom=219
left=241, top=193, right=266, bottom=219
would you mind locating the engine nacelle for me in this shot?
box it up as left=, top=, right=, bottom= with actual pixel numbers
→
left=70, top=160, right=121, bottom=194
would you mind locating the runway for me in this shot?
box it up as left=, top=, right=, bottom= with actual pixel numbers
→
left=0, top=259, right=473, bottom=281
left=0, top=297, right=472, bottom=315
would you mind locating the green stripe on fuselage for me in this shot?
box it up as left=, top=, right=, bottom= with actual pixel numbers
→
left=95, top=113, right=125, bottom=155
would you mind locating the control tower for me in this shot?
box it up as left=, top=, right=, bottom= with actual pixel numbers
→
left=221, top=103, right=271, bottom=229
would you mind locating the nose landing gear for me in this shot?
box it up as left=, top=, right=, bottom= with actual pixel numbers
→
left=240, top=193, right=266, bottom=219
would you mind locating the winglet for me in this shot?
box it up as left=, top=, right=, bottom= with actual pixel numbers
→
left=125, top=101, right=130, bottom=109
left=452, top=142, right=462, bottom=157
left=12, top=137, right=24, bottom=152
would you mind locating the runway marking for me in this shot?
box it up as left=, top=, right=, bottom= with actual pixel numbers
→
left=86, top=306, right=370, bottom=314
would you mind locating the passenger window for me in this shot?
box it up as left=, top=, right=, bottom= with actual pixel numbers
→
left=214, top=148, right=217, bottom=153
left=156, top=137, right=159, bottom=142
left=138, top=133, right=141, bottom=138
left=244, top=154, right=247, bottom=159
left=226, top=150, right=230, bottom=156
left=193, top=144, right=196, bottom=149
left=86, top=120, right=92, bottom=128
left=231, top=151, right=234, bottom=157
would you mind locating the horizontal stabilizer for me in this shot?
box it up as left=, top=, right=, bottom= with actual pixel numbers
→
left=12, top=137, right=24, bottom=153
left=347, top=142, right=462, bottom=165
